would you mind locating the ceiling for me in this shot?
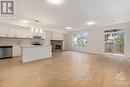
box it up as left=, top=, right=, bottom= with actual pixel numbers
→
left=0, top=0, right=130, bottom=32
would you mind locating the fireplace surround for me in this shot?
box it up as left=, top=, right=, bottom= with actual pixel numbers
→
left=51, top=40, right=63, bottom=52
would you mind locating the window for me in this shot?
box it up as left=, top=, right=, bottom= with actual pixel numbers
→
left=72, top=32, right=88, bottom=47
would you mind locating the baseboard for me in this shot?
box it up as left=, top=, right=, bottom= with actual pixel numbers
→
left=67, top=50, right=103, bottom=55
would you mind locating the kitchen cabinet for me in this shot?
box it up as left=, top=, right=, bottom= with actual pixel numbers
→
left=8, top=28, right=16, bottom=37
left=8, top=25, right=16, bottom=37
left=0, top=23, right=46, bottom=39
left=13, top=46, right=21, bottom=57
left=22, top=46, right=52, bottom=63
left=0, top=24, right=9, bottom=37
left=25, top=30, right=33, bottom=38
left=16, top=27, right=33, bottom=38
left=16, top=29, right=25, bottom=38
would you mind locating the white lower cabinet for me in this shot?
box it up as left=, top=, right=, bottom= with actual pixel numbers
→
left=13, top=46, right=21, bottom=57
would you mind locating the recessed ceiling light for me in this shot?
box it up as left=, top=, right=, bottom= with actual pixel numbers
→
left=65, top=27, right=72, bottom=30
left=87, top=21, right=96, bottom=25
left=46, top=0, right=64, bottom=5
left=21, top=20, right=29, bottom=24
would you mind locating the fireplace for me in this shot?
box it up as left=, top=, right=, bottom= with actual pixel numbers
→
left=55, top=45, right=61, bottom=49
left=51, top=40, right=63, bottom=52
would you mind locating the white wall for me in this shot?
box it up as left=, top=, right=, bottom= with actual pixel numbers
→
left=52, top=32, right=64, bottom=40
left=65, top=22, right=130, bottom=57
left=65, top=28, right=104, bottom=54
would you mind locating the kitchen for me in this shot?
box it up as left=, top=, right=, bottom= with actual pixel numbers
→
left=0, top=22, right=65, bottom=63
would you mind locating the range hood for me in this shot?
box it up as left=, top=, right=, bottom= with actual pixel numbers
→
left=33, top=36, right=42, bottom=39
left=32, top=42, right=42, bottom=46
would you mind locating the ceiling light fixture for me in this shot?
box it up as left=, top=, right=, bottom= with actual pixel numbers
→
left=40, top=29, right=43, bottom=33
left=65, top=27, right=72, bottom=30
left=21, top=20, right=29, bottom=24
left=46, top=0, right=64, bottom=5
left=87, top=21, right=96, bottom=25
left=36, top=28, right=38, bottom=33
left=31, top=27, right=34, bottom=32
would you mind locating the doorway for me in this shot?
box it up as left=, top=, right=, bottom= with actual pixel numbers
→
left=104, top=29, right=125, bottom=54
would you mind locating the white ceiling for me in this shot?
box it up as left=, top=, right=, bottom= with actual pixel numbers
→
left=0, top=0, right=130, bottom=32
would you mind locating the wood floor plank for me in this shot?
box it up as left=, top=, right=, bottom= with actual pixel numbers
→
left=0, top=51, right=130, bottom=87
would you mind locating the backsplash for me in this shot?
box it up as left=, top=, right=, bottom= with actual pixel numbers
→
left=0, top=37, right=45, bottom=46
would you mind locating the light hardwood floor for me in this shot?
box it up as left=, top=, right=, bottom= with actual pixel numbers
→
left=0, top=51, right=130, bottom=87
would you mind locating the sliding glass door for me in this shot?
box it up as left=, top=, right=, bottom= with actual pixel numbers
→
left=105, top=29, right=125, bottom=54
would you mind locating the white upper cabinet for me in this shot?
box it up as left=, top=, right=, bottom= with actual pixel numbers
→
left=8, top=25, right=16, bottom=37
left=16, top=29, right=25, bottom=38
left=0, top=23, right=46, bottom=39
left=0, top=24, right=9, bottom=37
left=16, top=27, right=33, bottom=38
left=25, top=30, right=33, bottom=38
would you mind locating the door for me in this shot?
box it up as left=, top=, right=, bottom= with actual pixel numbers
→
left=105, top=29, right=125, bottom=54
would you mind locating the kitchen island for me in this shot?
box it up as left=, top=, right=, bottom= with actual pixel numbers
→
left=21, top=46, right=52, bottom=63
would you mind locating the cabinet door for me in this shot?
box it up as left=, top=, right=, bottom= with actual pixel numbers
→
left=8, top=25, right=16, bottom=37
left=16, top=29, right=25, bottom=38
left=41, top=31, right=46, bottom=39
left=16, top=27, right=33, bottom=38
left=0, top=24, right=8, bottom=37
left=24, top=30, right=33, bottom=38
left=13, top=46, right=21, bottom=56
